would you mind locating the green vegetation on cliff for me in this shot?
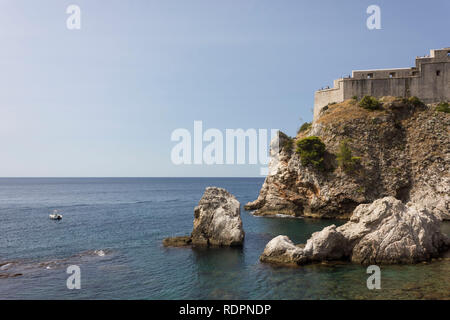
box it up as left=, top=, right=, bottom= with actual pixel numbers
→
left=336, top=139, right=361, bottom=173
left=359, top=95, right=382, bottom=111
left=436, top=102, right=450, bottom=113
left=297, top=122, right=312, bottom=134
left=295, top=136, right=326, bottom=170
left=282, top=137, right=294, bottom=151
left=405, top=96, right=424, bottom=107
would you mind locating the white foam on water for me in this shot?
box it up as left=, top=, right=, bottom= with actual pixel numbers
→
left=94, top=250, right=106, bottom=257
left=0, top=263, right=13, bottom=270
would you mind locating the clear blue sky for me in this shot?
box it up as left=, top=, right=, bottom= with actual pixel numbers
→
left=0, top=0, right=448, bottom=177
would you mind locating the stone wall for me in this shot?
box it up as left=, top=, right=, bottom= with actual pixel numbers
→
left=313, top=48, right=450, bottom=121
left=313, top=79, right=344, bottom=119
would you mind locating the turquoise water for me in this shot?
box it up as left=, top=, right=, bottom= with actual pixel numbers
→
left=0, top=178, right=449, bottom=299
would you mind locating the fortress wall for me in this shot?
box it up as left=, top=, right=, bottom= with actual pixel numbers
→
left=313, top=79, right=344, bottom=119
left=343, top=64, right=449, bottom=102
left=413, top=61, right=450, bottom=103
left=343, top=78, right=414, bottom=100
left=312, top=48, right=450, bottom=121
left=352, top=68, right=413, bottom=79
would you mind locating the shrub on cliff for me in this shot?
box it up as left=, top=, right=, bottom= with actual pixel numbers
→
left=336, top=139, right=352, bottom=170
left=350, top=96, right=358, bottom=105
left=297, top=122, right=312, bottom=134
left=359, top=96, right=382, bottom=111
left=296, top=136, right=326, bottom=170
left=336, top=139, right=361, bottom=173
left=436, top=102, right=450, bottom=113
left=282, top=137, right=294, bottom=151
left=407, top=96, right=424, bottom=107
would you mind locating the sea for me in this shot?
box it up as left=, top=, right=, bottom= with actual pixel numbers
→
left=0, top=178, right=449, bottom=299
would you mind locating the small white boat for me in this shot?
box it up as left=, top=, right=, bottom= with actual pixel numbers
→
left=49, top=210, right=63, bottom=220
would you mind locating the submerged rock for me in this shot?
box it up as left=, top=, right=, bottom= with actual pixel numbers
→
left=163, top=187, right=244, bottom=247
left=162, top=236, right=192, bottom=247
left=0, top=273, right=22, bottom=279
left=260, top=197, right=450, bottom=266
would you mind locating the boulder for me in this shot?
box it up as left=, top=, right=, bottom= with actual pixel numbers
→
left=191, top=187, right=244, bottom=246
left=163, top=187, right=245, bottom=247
left=260, top=226, right=349, bottom=265
left=340, top=197, right=449, bottom=264
left=302, top=225, right=349, bottom=262
left=260, top=197, right=449, bottom=266
left=260, top=236, right=303, bottom=265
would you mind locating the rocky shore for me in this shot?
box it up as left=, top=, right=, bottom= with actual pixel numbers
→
left=260, top=197, right=450, bottom=266
left=163, top=98, right=449, bottom=267
left=163, top=187, right=245, bottom=247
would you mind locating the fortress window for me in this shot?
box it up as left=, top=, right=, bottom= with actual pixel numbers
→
left=367, top=73, right=373, bottom=79
left=389, top=72, right=395, bottom=78
left=412, top=71, right=418, bottom=76
left=436, top=70, right=441, bottom=76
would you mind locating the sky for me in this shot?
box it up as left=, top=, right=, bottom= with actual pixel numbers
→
left=0, top=0, right=448, bottom=177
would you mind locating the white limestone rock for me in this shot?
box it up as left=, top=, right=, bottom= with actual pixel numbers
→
left=259, top=235, right=303, bottom=265
left=260, top=197, right=449, bottom=266
left=339, top=197, right=449, bottom=264
left=191, top=187, right=244, bottom=246
left=302, top=225, right=349, bottom=262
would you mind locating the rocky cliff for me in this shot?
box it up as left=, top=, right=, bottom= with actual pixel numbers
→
left=246, top=97, right=449, bottom=220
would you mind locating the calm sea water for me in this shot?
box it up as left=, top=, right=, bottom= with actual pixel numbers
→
left=0, top=178, right=449, bottom=300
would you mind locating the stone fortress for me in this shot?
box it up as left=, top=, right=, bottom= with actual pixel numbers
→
left=313, top=48, right=450, bottom=120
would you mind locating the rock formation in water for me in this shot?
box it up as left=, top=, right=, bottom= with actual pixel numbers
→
left=246, top=97, right=449, bottom=220
left=163, top=187, right=245, bottom=247
left=260, top=197, right=450, bottom=266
